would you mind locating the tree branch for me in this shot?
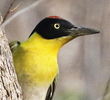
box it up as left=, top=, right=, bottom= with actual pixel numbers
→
left=3, top=0, right=21, bottom=23
left=0, top=14, right=23, bottom=99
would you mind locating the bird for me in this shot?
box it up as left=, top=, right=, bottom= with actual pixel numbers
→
left=9, top=16, right=100, bottom=100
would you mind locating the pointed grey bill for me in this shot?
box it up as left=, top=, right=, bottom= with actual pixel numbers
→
left=68, top=27, right=100, bottom=37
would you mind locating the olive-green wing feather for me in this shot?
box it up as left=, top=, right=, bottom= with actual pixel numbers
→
left=45, top=76, right=58, bottom=100
left=9, top=41, right=20, bottom=53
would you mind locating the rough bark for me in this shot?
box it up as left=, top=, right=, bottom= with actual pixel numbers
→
left=0, top=16, right=22, bottom=99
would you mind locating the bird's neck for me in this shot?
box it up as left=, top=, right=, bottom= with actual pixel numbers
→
left=22, top=32, right=73, bottom=54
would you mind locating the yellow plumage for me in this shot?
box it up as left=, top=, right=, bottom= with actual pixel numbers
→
left=11, top=16, right=99, bottom=100
left=13, top=32, right=73, bottom=99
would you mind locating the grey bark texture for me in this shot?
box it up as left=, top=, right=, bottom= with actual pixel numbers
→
left=0, top=15, right=22, bottom=100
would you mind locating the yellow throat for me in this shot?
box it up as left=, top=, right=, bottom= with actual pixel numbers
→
left=13, top=32, right=73, bottom=86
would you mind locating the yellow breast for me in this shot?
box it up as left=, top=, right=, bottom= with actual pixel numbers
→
left=13, top=33, right=72, bottom=87
left=13, top=45, right=58, bottom=87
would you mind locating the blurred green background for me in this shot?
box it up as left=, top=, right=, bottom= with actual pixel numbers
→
left=1, top=0, right=110, bottom=100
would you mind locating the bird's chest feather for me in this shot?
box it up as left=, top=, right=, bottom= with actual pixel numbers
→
left=22, top=84, right=49, bottom=100
left=13, top=45, right=58, bottom=86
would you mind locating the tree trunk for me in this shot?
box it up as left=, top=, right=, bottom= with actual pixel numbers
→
left=0, top=16, right=22, bottom=100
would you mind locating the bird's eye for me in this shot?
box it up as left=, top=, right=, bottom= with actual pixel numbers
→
left=54, top=23, right=60, bottom=29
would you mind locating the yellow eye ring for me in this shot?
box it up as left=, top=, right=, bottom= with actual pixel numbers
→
left=54, top=23, right=60, bottom=29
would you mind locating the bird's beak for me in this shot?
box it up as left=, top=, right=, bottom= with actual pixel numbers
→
left=68, top=26, right=100, bottom=37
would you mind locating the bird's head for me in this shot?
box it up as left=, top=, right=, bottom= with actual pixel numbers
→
left=28, top=16, right=100, bottom=49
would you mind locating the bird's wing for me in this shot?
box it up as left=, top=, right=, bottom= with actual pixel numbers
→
left=45, top=76, right=58, bottom=100
left=9, top=41, right=21, bottom=53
